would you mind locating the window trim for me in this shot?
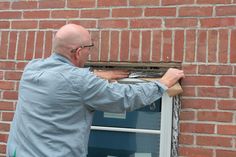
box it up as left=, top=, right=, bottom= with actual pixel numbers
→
left=159, top=92, right=173, bottom=157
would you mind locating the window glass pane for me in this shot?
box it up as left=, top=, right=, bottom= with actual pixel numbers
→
left=92, top=99, right=161, bottom=130
left=88, top=131, right=160, bottom=157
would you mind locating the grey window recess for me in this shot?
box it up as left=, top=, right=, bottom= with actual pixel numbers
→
left=86, top=62, right=182, bottom=157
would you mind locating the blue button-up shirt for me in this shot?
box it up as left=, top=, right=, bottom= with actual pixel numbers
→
left=7, top=53, right=167, bottom=157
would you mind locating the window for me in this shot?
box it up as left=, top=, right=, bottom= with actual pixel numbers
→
left=86, top=62, right=181, bottom=157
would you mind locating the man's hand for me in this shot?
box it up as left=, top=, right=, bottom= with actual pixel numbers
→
left=94, top=70, right=129, bottom=81
left=159, top=68, right=185, bottom=88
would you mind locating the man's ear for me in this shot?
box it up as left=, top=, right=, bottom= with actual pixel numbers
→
left=75, top=48, right=81, bottom=59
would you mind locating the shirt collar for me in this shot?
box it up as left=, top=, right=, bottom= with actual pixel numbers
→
left=51, top=53, right=74, bottom=66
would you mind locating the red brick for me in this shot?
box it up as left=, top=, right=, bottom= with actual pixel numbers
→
left=130, top=19, right=162, bottom=28
left=197, top=0, right=231, bottom=4
left=0, top=21, right=10, bottom=29
left=120, top=31, right=130, bottom=62
left=51, top=10, right=79, bottom=18
left=216, top=6, right=236, bottom=16
left=3, top=91, right=18, bottom=100
left=218, top=125, right=236, bottom=135
left=200, top=18, right=235, bottom=28
left=0, top=61, right=15, bottom=70
left=130, top=31, right=140, bottom=62
left=179, top=147, right=213, bottom=157
left=216, top=150, right=236, bottom=157
left=182, top=64, right=197, bottom=74
left=112, top=8, right=142, bottom=17
left=69, top=20, right=97, bottom=28
left=2, top=112, right=14, bottom=121
left=98, top=0, right=127, bottom=6
left=0, top=144, right=6, bottom=154
left=182, top=99, right=216, bottom=109
left=185, top=30, right=196, bottom=62
left=0, top=123, right=10, bottom=132
left=165, top=18, right=197, bottom=28
left=197, top=87, right=230, bottom=98
left=181, top=86, right=196, bottom=97
left=5, top=72, right=22, bottom=81
left=12, top=21, right=38, bottom=29
left=35, top=31, right=44, bottom=59
left=199, top=65, right=233, bottom=75
left=0, top=101, right=15, bottom=111
left=89, top=31, right=99, bottom=61
left=39, top=0, right=65, bottom=8
left=44, top=31, right=53, bottom=58
left=197, top=136, right=232, bottom=147
left=15, top=82, right=20, bottom=91
left=17, top=32, right=26, bottom=60
left=180, top=123, right=215, bottom=133
left=180, top=111, right=195, bottom=120
left=0, top=2, right=10, bottom=10
left=219, top=29, right=229, bottom=63
left=0, top=31, right=9, bottom=59
left=110, top=31, right=119, bottom=61
left=197, top=30, right=207, bottom=62
left=218, top=100, right=236, bottom=110
left=145, top=7, right=176, bottom=17
left=197, top=111, right=233, bottom=122
left=208, top=30, right=217, bottom=62
left=162, top=30, right=172, bottom=62
left=0, top=134, right=8, bottom=143
left=174, top=30, right=184, bottom=61
left=8, top=31, right=17, bottom=60
left=39, top=21, right=66, bottom=29
left=98, top=20, right=128, bottom=28
left=0, top=71, right=3, bottom=80
left=12, top=1, right=37, bottom=9
left=0, top=81, right=14, bottom=90
left=152, top=31, right=162, bottom=62
left=141, top=31, right=151, bottom=62
left=130, top=0, right=159, bottom=6
left=182, top=76, right=215, bottom=86
left=81, top=9, right=109, bottom=18
left=179, top=6, right=213, bottom=17
left=23, top=11, right=50, bottom=19
left=219, top=76, right=236, bottom=86
left=179, top=134, right=194, bottom=145
left=25, top=31, right=35, bottom=60
left=16, top=62, right=28, bottom=71
left=67, top=0, right=95, bottom=8
left=100, top=31, right=109, bottom=61
left=162, top=0, right=194, bottom=5
left=230, top=30, right=236, bottom=63
left=0, top=11, right=21, bottom=19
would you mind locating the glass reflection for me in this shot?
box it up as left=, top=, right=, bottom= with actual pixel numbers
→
left=88, top=131, right=160, bottom=157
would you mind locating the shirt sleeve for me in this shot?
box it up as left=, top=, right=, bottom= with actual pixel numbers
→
left=81, top=71, right=167, bottom=113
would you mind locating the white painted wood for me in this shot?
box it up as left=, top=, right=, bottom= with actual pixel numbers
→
left=159, top=93, right=173, bottom=157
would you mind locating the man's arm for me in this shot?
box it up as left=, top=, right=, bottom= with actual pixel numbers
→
left=81, top=68, right=184, bottom=112
left=93, top=69, right=129, bottom=81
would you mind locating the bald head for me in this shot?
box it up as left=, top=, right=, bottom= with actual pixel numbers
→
left=53, top=24, right=90, bottom=57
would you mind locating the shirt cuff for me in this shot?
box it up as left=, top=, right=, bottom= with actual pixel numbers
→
left=154, top=80, right=168, bottom=93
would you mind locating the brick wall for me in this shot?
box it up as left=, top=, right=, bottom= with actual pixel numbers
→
left=0, top=0, right=235, bottom=157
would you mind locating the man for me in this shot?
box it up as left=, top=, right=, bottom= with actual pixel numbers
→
left=7, top=24, right=184, bottom=157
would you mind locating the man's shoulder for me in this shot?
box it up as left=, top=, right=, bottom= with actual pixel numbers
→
left=24, top=58, right=43, bottom=70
